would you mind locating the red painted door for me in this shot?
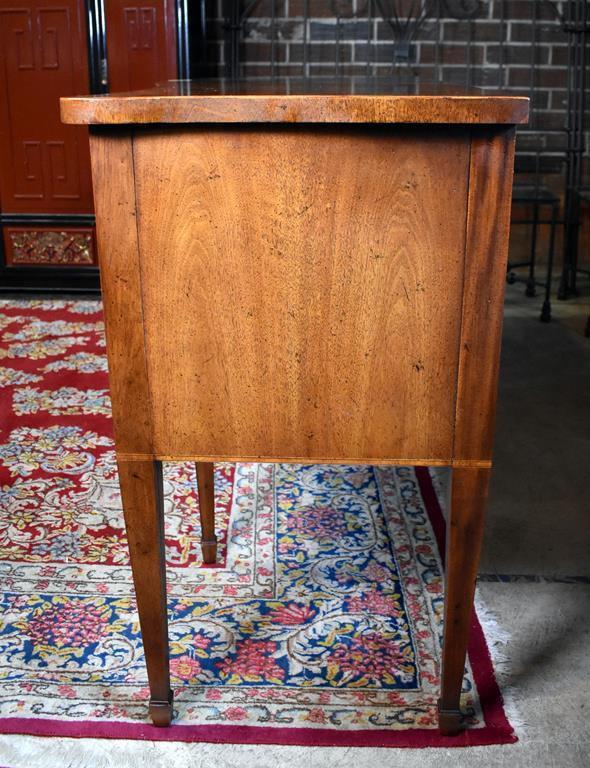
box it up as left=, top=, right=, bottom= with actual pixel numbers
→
left=104, top=0, right=177, bottom=92
left=0, top=1, right=94, bottom=214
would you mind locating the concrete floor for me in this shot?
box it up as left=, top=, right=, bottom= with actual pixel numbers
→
left=1, top=284, right=589, bottom=768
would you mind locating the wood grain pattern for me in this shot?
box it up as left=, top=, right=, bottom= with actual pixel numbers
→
left=439, top=466, right=490, bottom=735
left=89, top=129, right=153, bottom=455
left=79, top=86, right=525, bottom=731
left=60, top=79, right=529, bottom=126
left=453, top=127, right=517, bottom=463
left=132, top=126, right=471, bottom=464
left=116, top=459, right=172, bottom=726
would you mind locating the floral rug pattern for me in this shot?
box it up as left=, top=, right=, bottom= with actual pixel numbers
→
left=0, top=299, right=514, bottom=746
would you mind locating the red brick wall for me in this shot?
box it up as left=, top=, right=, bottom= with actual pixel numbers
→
left=208, top=0, right=585, bottom=170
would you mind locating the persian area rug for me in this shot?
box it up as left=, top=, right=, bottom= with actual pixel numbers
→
left=0, top=298, right=515, bottom=748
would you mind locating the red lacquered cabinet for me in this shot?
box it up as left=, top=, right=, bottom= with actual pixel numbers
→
left=0, top=0, right=181, bottom=290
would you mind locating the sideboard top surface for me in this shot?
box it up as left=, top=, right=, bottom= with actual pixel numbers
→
left=61, top=77, right=529, bottom=126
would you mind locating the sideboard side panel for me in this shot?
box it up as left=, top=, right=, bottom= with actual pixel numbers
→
left=453, top=126, right=517, bottom=465
left=133, top=126, right=471, bottom=464
left=89, top=129, right=154, bottom=455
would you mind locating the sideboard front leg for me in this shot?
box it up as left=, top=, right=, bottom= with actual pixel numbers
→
left=438, top=466, right=490, bottom=735
left=196, top=462, right=217, bottom=564
left=117, top=458, right=173, bottom=726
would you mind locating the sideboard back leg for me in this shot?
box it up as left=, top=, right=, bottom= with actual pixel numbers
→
left=438, top=465, right=490, bottom=735
left=196, top=461, right=217, bottom=564
left=117, top=458, right=173, bottom=726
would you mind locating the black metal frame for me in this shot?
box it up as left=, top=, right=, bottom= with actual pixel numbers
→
left=556, top=0, right=589, bottom=301
left=4, top=1, right=587, bottom=308
left=509, top=185, right=560, bottom=323
left=221, top=0, right=483, bottom=81
left=213, top=0, right=588, bottom=328
left=576, top=188, right=590, bottom=336
left=506, top=130, right=564, bottom=323
left=189, top=0, right=217, bottom=78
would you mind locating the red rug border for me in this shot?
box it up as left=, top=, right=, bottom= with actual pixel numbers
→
left=0, top=464, right=516, bottom=748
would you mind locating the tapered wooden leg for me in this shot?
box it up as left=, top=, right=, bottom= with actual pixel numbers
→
left=117, top=458, right=173, bottom=727
left=438, top=466, right=490, bottom=736
left=196, top=461, right=217, bottom=564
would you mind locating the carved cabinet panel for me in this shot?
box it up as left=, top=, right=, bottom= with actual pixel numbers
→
left=104, top=0, right=177, bottom=92
left=4, top=227, right=96, bottom=266
left=0, top=0, right=180, bottom=289
left=0, top=1, right=94, bottom=214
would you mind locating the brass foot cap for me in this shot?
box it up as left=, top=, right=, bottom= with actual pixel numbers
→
left=437, top=699, right=463, bottom=736
left=149, top=690, right=174, bottom=727
left=201, top=538, right=218, bottom=564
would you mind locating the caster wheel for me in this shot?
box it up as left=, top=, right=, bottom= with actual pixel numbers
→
left=540, top=302, right=552, bottom=323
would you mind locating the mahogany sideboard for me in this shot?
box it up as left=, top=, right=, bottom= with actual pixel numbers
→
left=61, top=79, right=528, bottom=734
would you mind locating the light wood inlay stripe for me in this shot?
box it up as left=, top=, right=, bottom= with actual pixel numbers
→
left=115, top=452, right=491, bottom=469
